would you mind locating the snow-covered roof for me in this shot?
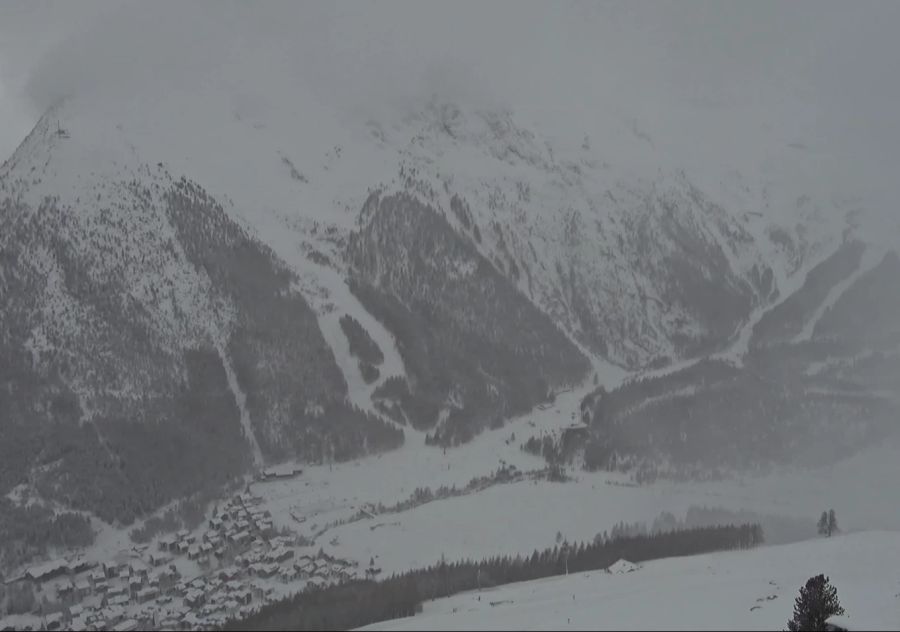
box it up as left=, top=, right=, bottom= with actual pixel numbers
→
left=26, top=559, right=69, bottom=579
left=606, top=559, right=641, bottom=574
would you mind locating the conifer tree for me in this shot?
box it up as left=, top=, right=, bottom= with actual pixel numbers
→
left=787, top=574, right=844, bottom=631
left=817, top=511, right=829, bottom=536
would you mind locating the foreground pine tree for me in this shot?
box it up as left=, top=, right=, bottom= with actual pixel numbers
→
left=786, top=574, right=845, bottom=631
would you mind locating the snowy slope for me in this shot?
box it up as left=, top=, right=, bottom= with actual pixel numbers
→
left=361, top=532, right=900, bottom=631
left=188, top=379, right=900, bottom=578
left=0, top=66, right=887, bottom=539
left=1, top=87, right=854, bottom=375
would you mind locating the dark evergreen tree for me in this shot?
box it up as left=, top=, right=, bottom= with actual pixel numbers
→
left=827, top=509, right=838, bottom=537
left=817, top=511, right=829, bottom=536
left=786, top=574, right=844, bottom=631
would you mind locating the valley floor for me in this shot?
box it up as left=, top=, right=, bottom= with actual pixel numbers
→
left=360, top=531, right=900, bottom=631
left=9, top=377, right=900, bottom=630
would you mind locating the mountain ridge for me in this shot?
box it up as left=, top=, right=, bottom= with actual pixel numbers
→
left=0, top=93, right=880, bottom=525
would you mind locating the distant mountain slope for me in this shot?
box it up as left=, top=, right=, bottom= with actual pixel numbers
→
left=750, top=239, right=866, bottom=349
left=348, top=192, right=589, bottom=445
left=579, top=242, right=900, bottom=478
left=0, top=115, right=402, bottom=524
left=0, top=91, right=871, bottom=521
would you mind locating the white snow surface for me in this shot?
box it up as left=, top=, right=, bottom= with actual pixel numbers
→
left=359, top=531, right=900, bottom=631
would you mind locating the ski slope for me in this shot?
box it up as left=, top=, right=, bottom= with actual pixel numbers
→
left=361, top=531, right=900, bottom=631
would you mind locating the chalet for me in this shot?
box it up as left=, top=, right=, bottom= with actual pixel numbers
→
left=68, top=605, right=84, bottom=619
left=129, top=560, right=149, bottom=578
left=112, top=619, right=138, bottom=632
left=107, top=585, right=129, bottom=600
left=94, top=580, right=109, bottom=594
left=89, top=569, right=105, bottom=584
left=108, top=594, right=130, bottom=608
left=129, top=577, right=143, bottom=594
left=176, top=541, right=190, bottom=555
left=69, top=557, right=94, bottom=574
left=184, top=589, right=205, bottom=608
left=268, top=548, right=294, bottom=564
left=160, top=536, right=179, bottom=553
left=189, top=577, right=207, bottom=589
left=606, top=559, right=641, bottom=574
left=239, top=492, right=262, bottom=506
left=69, top=616, right=88, bottom=632
left=57, top=581, right=75, bottom=598
left=209, top=517, right=224, bottom=531
left=279, top=567, right=297, bottom=582
left=74, top=579, right=91, bottom=598
left=103, top=605, right=127, bottom=627
left=200, top=542, right=214, bottom=556
left=25, top=560, right=69, bottom=583
left=249, top=581, right=274, bottom=600
left=235, top=590, right=252, bottom=606
left=307, top=576, right=326, bottom=589
left=219, top=567, right=241, bottom=582
left=258, top=563, right=279, bottom=579
left=44, top=613, right=64, bottom=631
left=159, top=566, right=180, bottom=583
left=136, top=587, right=159, bottom=603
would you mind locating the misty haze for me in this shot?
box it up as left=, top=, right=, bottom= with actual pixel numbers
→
left=0, top=1, right=899, bottom=630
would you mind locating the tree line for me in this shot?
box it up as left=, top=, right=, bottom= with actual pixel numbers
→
left=223, top=522, right=762, bottom=631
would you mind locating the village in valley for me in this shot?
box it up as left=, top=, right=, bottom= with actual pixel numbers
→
left=0, top=468, right=380, bottom=632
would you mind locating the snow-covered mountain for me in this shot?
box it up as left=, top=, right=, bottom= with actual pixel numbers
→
left=0, top=86, right=881, bottom=524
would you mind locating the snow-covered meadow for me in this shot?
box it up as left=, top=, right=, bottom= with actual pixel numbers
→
left=361, top=531, right=900, bottom=631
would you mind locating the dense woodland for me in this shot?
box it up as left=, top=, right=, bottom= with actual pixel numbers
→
left=0, top=500, right=93, bottom=571
left=348, top=192, right=590, bottom=446
left=0, top=177, right=406, bottom=532
left=338, top=314, right=384, bottom=365
left=338, top=314, right=383, bottom=384
left=225, top=523, right=762, bottom=631
left=576, top=245, right=900, bottom=478
left=751, top=239, right=865, bottom=348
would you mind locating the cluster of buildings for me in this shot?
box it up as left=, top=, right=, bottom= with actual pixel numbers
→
left=1, top=492, right=376, bottom=631
left=157, top=493, right=276, bottom=567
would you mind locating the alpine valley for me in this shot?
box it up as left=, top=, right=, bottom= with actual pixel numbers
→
left=1, top=85, right=898, bottom=573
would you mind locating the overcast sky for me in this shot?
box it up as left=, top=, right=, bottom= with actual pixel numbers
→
left=1, top=0, right=897, bottom=211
